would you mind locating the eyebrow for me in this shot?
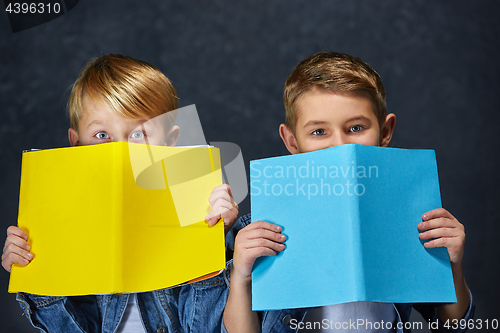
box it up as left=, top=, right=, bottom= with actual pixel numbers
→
left=85, top=120, right=104, bottom=128
left=302, top=116, right=372, bottom=128
left=345, top=116, right=372, bottom=123
left=85, top=118, right=146, bottom=129
left=302, top=120, right=329, bottom=127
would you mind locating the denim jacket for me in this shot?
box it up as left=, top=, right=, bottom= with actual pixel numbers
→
left=17, top=268, right=231, bottom=333
left=222, top=214, right=475, bottom=333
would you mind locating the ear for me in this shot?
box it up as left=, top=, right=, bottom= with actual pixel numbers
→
left=279, top=123, right=300, bottom=154
left=379, top=113, right=396, bottom=147
left=165, top=125, right=180, bottom=146
left=68, top=128, right=80, bottom=147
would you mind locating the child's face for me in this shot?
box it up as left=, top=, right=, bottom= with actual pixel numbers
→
left=280, top=89, right=395, bottom=154
left=68, top=99, right=178, bottom=147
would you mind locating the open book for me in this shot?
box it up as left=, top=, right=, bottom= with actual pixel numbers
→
left=250, top=144, right=456, bottom=311
left=9, top=142, right=225, bottom=296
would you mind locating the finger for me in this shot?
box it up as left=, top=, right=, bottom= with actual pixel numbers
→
left=238, top=227, right=286, bottom=244
left=4, top=234, right=31, bottom=252
left=422, top=236, right=458, bottom=249
left=210, top=198, right=234, bottom=215
left=210, top=183, right=232, bottom=196
left=205, top=207, right=227, bottom=226
left=206, top=201, right=235, bottom=225
left=216, top=183, right=233, bottom=198
left=418, top=227, right=461, bottom=240
left=205, top=210, right=223, bottom=225
left=208, top=184, right=233, bottom=206
left=2, top=242, right=34, bottom=262
left=422, top=208, right=455, bottom=221
left=418, top=218, right=462, bottom=231
left=206, top=215, right=223, bottom=227
left=206, top=187, right=237, bottom=223
left=241, top=237, right=286, bottom=252
left=205, top=215, right=220, bottom=227
left=6, top=226, right=28, bottom=241
left=239, top=220, right=283, bottom=235
left=234, top=239, right=286, bottom=270
left=207, top=208, right=239, bottom=228
left=1, top=252, right=32, bottom=273
left=423, top=238, right=465, bottom=264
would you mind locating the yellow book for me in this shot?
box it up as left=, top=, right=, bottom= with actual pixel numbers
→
left=9, top=142, right=225, bottom=296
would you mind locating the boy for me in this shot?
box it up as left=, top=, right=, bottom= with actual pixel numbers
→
left=2, top=54, right=238, bottom=332
left=223, top=52, right=474, bottom=333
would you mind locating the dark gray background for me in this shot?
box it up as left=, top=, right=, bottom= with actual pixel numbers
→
left=1, top=1, right=499, bottom=332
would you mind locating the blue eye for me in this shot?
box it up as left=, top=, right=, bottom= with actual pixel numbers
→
left=349, top=125, right=363, bottom=133
left=95, top=131, right=109, bottom=139
left=312, top=129, right=326, bottom=136
left=130, top=131, right=145, bottom=139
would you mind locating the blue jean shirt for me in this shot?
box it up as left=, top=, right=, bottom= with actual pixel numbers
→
left=16, top=214, right=474, bottom=333
left=222, top=214, right=475, bottom=333
left=17, top=268, right=231, bottom=333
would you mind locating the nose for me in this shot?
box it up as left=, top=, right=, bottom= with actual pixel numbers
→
left=329, top=132, right=350, bottom=148
left=111, top=135, right=129, bottom=143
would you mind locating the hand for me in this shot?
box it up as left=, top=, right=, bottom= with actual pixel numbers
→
left=418, top=208, right=465, bottom=265
left=2, top=226, right=33, bottom=273
left=232, top=221, right=286, bottom=283
left=205, top=184, right=239, bottom=235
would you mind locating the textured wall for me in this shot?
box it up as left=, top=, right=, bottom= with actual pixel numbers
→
left=1, top=1, right=499, bottom=331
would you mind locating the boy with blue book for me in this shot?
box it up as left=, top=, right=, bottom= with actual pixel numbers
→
left=223, top=52, right=474, bottom=333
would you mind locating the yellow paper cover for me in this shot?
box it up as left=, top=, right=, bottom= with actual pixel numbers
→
left=9, top=142, right=225, bottom=296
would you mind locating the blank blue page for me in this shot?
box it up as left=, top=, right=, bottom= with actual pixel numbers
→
left=354, top=145, right=455, bottom=303
left=250, top=144, right=456, bottom=311
left=250, top=147, right=363, bottom=310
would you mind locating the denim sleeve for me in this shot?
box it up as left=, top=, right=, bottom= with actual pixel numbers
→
left=413, top=290, right=475, bottom=333
left=178, top=269, right=231, bottom=333
left=16, top=293, right=101, bottom=333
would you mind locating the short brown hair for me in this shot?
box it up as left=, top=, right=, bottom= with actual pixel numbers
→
left=68, top=54, right=178, bottom=130
left=283, top=52, right=387, bottom=133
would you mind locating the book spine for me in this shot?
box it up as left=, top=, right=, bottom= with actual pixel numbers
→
left=111, top=143, right=124, bottom=292
left=346, top=145, right=365, bottom=300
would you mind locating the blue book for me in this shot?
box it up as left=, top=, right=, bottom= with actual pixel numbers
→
left=250, top=144, right=456, bottom=311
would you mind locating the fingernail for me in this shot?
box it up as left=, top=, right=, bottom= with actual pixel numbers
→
left=26, top=245, right=30, bottom=251
left=27, top=253, right=34, bottom=259
left=280, top=234, right=286, bottom=241
left=422, top=214, right=428, bottom=219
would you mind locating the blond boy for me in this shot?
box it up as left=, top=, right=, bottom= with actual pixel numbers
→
left=223, top=52, right=473, bottom=333
left=2, top=54, right=238, bottom=333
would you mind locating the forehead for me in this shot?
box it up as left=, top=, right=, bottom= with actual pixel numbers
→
left=81, top=98, right=118, bottom=117
left=295, top=89, right=377, bottom=126
left=80, top=98, right=143, bottom=127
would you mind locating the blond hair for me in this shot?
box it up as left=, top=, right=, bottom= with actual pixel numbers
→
left=283, top=52, right=387, bottom=133
left=68, top=54, right=178, bottom=130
